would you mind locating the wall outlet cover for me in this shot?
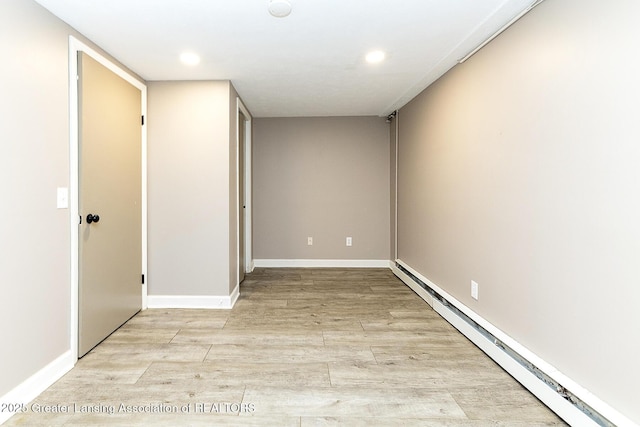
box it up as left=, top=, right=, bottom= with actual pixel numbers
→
left=471, top=280, right=479, bottom=300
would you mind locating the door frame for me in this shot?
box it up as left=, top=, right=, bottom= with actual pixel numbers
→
left=236, top=97, right=253, bottom=282
left=68, top=36, right=147, bottom=360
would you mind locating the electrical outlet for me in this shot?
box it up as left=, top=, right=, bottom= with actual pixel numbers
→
left=471, top=280, right=479, bottom=300
left=346, top=237, right=352, bottom=247
left=307, top=237, right=313, bottom=246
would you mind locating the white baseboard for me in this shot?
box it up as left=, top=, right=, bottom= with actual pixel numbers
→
left=229, top=284, right=239, bottom=307
left=0, top=350, right=75, bottom=425
left=147, top=288, right=239, bottom=310
left=393, top=259, right=637, bottom=427
left=253, top=259, right=391, bottom=268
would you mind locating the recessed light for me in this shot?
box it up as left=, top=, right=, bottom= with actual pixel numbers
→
left=180, top=52, right=200, bottom=66
left=268, top=0, right=292, bottom=18
left=365, top=50, right=386, bottom=64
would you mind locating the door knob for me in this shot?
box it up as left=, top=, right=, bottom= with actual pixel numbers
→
left=86, top=214, right=100, bottom=224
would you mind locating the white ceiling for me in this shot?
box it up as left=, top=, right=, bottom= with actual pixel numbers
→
left=34, top=0, right=535, bottom=117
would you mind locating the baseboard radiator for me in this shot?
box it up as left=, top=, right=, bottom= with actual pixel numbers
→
left=393, top=261, right=618, bottom=427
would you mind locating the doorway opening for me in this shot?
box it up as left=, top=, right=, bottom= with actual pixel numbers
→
left=237, top=98, right=252, bottom=285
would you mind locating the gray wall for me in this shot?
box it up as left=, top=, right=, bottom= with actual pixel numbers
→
left=147, top=81, right=236, bottom=297
left=253, top=117, right=390, bottom=261
left=396, top=0, right=640, bottom=422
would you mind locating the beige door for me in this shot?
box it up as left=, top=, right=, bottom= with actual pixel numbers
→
left=78, top=52, right=142, bottom=357
left=238, top=111, right=246, bottom=283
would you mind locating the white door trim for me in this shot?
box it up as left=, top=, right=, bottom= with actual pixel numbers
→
left=236, top=97, right=253, bottom=283
left=68, top=36, right=147, bottom=360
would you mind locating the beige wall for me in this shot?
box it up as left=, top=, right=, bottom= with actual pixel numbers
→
left=253, top=117, right=390, bottom=261
left=397, top=0, right=640, bottom=423
left=147, top=81, right=232, bottom=296
left=0, top=0, right=143, bottom=398
left=0, top=0, right=71, bottom=397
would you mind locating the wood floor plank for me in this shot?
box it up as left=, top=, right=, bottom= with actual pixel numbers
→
left=231, top=298, right=289, bottom=308
left=285, top=297, right=428, bottom=310
left=370, top=343, right=489, bottom=364
left=222, top=317, right=363, bottom=331
left=451, top=387, right=567, bottom=423
left=3, top=412, right=72, bottom=426
left=31, top=382, right=244, bottom=407
left=103, top=327, right=180, bottom=344
left=62, top=414, right=301, bottom=426
left=171, top=329, right=325, bottom=346
left=322, top=329, right=465, bottom=346
left=121, top=313, right=228, bottom=330
left=82, top=343, right=211, bottom=362
left=52, top=359, right=151, bottom=385
left=241, top=386, right=467, bottom=418
left=388, top=309, right=443, bottom=320
left=136, top=361, right=332, bottom=387
left=360, top=318, right=459, bottom=332
left=327, top=360, right=517, bottom=389
left=239, top=307, right=395, bottom=322
left=204, top=344, right=376, bottom=364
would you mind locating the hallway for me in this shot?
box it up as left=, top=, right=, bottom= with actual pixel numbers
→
left=5, top=269, right=564, bottom=426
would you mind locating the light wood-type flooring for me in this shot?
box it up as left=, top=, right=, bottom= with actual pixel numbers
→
left=6, top=268, right=566, bottom=426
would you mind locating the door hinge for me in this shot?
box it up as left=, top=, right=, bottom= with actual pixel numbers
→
left=141, top=115, right=145, bottom=126
left=142, top=274, right=145, bottom=284
left=79, top=215, right=82, bottom=224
